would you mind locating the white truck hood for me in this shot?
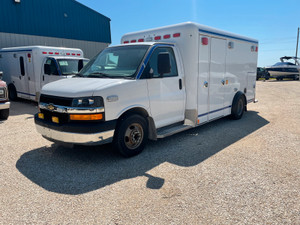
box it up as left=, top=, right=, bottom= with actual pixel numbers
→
left=41, top=77, right=134, bottom=97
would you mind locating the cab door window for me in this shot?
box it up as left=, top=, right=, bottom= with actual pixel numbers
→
left=141, top=47, right=178, bottom=79
left=44, top=58, right=59, bottom=75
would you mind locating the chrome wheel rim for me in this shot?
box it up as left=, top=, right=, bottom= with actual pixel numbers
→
left=124, top=123, right=144, bottom=150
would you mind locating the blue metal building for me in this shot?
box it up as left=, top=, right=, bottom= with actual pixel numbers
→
left=0, top=0, right=111, bottom=58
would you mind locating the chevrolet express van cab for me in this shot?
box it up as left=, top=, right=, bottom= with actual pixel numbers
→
left=0, top=46, right=88, bottom=101
left=34, top=22, right=258, bottom=157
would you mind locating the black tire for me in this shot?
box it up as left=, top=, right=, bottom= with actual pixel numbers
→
left=113, top=114, right=148, bottom=157
left=265, top=73, right=270, bottom=80
left=0, top=109, right=9, bottom=120
left=8, top=84, right=17, bottom=101
left=231, top=95, right=245, bottom=120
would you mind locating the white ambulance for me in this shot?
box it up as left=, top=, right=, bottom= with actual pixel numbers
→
left=0, top=46, right=89, bottom=101
left=34, top=22, right=258, bottom=157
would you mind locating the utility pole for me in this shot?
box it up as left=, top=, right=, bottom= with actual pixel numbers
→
left=296, top=27, right=299, bottom=58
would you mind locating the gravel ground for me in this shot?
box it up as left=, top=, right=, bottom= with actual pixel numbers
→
left=0, top=80, right=299, bottom=224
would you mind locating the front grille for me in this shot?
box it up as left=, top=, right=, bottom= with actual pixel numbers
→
left=40, top=109, right=69, bottom=124
left=40, top=94, right=73, bottom=106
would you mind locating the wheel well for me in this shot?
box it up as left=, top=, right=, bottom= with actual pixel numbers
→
left=8, top=83, right=16, bottom=89
left=232, top=91, right=247, bottom=107
left=118, top=107, right=149, bottom=121
left=116, top=107, right=157, bottom=140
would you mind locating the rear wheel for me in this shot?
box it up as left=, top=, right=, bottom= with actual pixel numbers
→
left=0, top=109, right=9, bottom=120
left=231, top=96, right=245, bottom=120
left=113, top=114, right=148, bottom=157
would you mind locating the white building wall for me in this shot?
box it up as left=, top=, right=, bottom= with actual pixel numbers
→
left=0, top=32, right=109, bottom=59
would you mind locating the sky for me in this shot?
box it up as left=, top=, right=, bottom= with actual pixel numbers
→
left=76, top=0, right=300, bottom=67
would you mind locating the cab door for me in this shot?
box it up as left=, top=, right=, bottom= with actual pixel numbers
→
left=141, top=46, right=185, bottom=128
left=41, top=58, right=62, bottom=88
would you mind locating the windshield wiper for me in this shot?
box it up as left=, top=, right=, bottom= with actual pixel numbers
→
left=87, top=72, right=111, bottom=78
left=73, top=73, right=83, bottom=77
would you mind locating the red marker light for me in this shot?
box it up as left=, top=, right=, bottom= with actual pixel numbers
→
left=173, top=33, right=181, bottom=38
left=72, top=53, right=75, bottom=56
left=27, top=53, right=31, bottom=58
left=130, top=40, right=137, bottom=43
left=124, top=41, right=129, bottom=44
left=55, top=52, right=59, bottom=55
left=49, top=52, right=53, bottom=54
left=202, top=37, right=208, bottom=45
left=164, top=34, right=171, bottom=39
left=77, top=53, right=81, bottom=56
left=66, top=53, right=70, bottom=55
left=154, top=36, right=161, bottom=41
left=138, top=38, right=144, bottom=42
left=42, top=52, right=47, bottom=54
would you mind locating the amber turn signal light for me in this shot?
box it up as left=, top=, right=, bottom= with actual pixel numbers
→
left=69, top=114, right=103, bottom=121
left=38, top=113, right=44, bottom=119
left=52, top=116, right=59, bottom=124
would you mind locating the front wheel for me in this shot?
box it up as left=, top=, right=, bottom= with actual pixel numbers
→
left=113, top=114, right=148, bottom=157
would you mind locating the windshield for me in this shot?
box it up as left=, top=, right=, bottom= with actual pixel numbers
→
left=57, top=59, right=89, bottom=75
left=273, top=62, right=296, bottom=66
left=80, top=45, right=149, bottom=79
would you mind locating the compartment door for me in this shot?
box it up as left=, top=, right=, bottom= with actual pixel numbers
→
left=197, top=35, right=210, bottom=124
left=16, top=53, right=30, bottom=99
left=208, top=38, right=226, bottom=120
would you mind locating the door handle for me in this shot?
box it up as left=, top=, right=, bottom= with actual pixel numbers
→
left=43, top=75, right=44, bottom=81
left=204, top=81, right=208, bottom=88
left=179, top=79, right=182, bottom=90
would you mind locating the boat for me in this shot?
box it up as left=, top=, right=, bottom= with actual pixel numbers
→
left=265, top=56, right=300, bottom=80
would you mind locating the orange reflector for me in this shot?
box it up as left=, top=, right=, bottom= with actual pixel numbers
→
left=38, top=113, right=44, bottom=119
left=70, top=114, right=103, bottom=121
left=52, top=116, right=59, bottom=124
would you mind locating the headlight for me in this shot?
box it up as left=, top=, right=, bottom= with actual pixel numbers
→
left=0, top=87, right=5, bottom=99
left=72, top=96, right=104, bottom=108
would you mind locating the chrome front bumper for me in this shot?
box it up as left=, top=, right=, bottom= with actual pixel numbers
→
left=35, top=124, right=115, bottom=146
left=0, top=102, right=10, bottom=110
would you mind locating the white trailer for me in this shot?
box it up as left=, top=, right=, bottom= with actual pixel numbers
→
left=0, top=46, right=88, bottom=101
left=34, top=22, right=258, bottom=157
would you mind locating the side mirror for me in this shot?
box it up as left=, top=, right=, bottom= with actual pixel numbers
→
left=157, top=53, right=171, bottom=77
left=78, top=59, right=84, bottom=71
left=0, top=71, right=3, bottom=80
left=44, top=64, right=51, bottom=75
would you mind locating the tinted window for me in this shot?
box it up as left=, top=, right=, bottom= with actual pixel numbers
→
left=45, top=58, right=59, bottom=75
left=19, top=57, right=25, bottom=76
left=141, top=47, right=178, bottom=79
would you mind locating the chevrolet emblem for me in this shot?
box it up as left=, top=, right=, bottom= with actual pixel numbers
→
left=46, top=103, right=56, bottom=111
